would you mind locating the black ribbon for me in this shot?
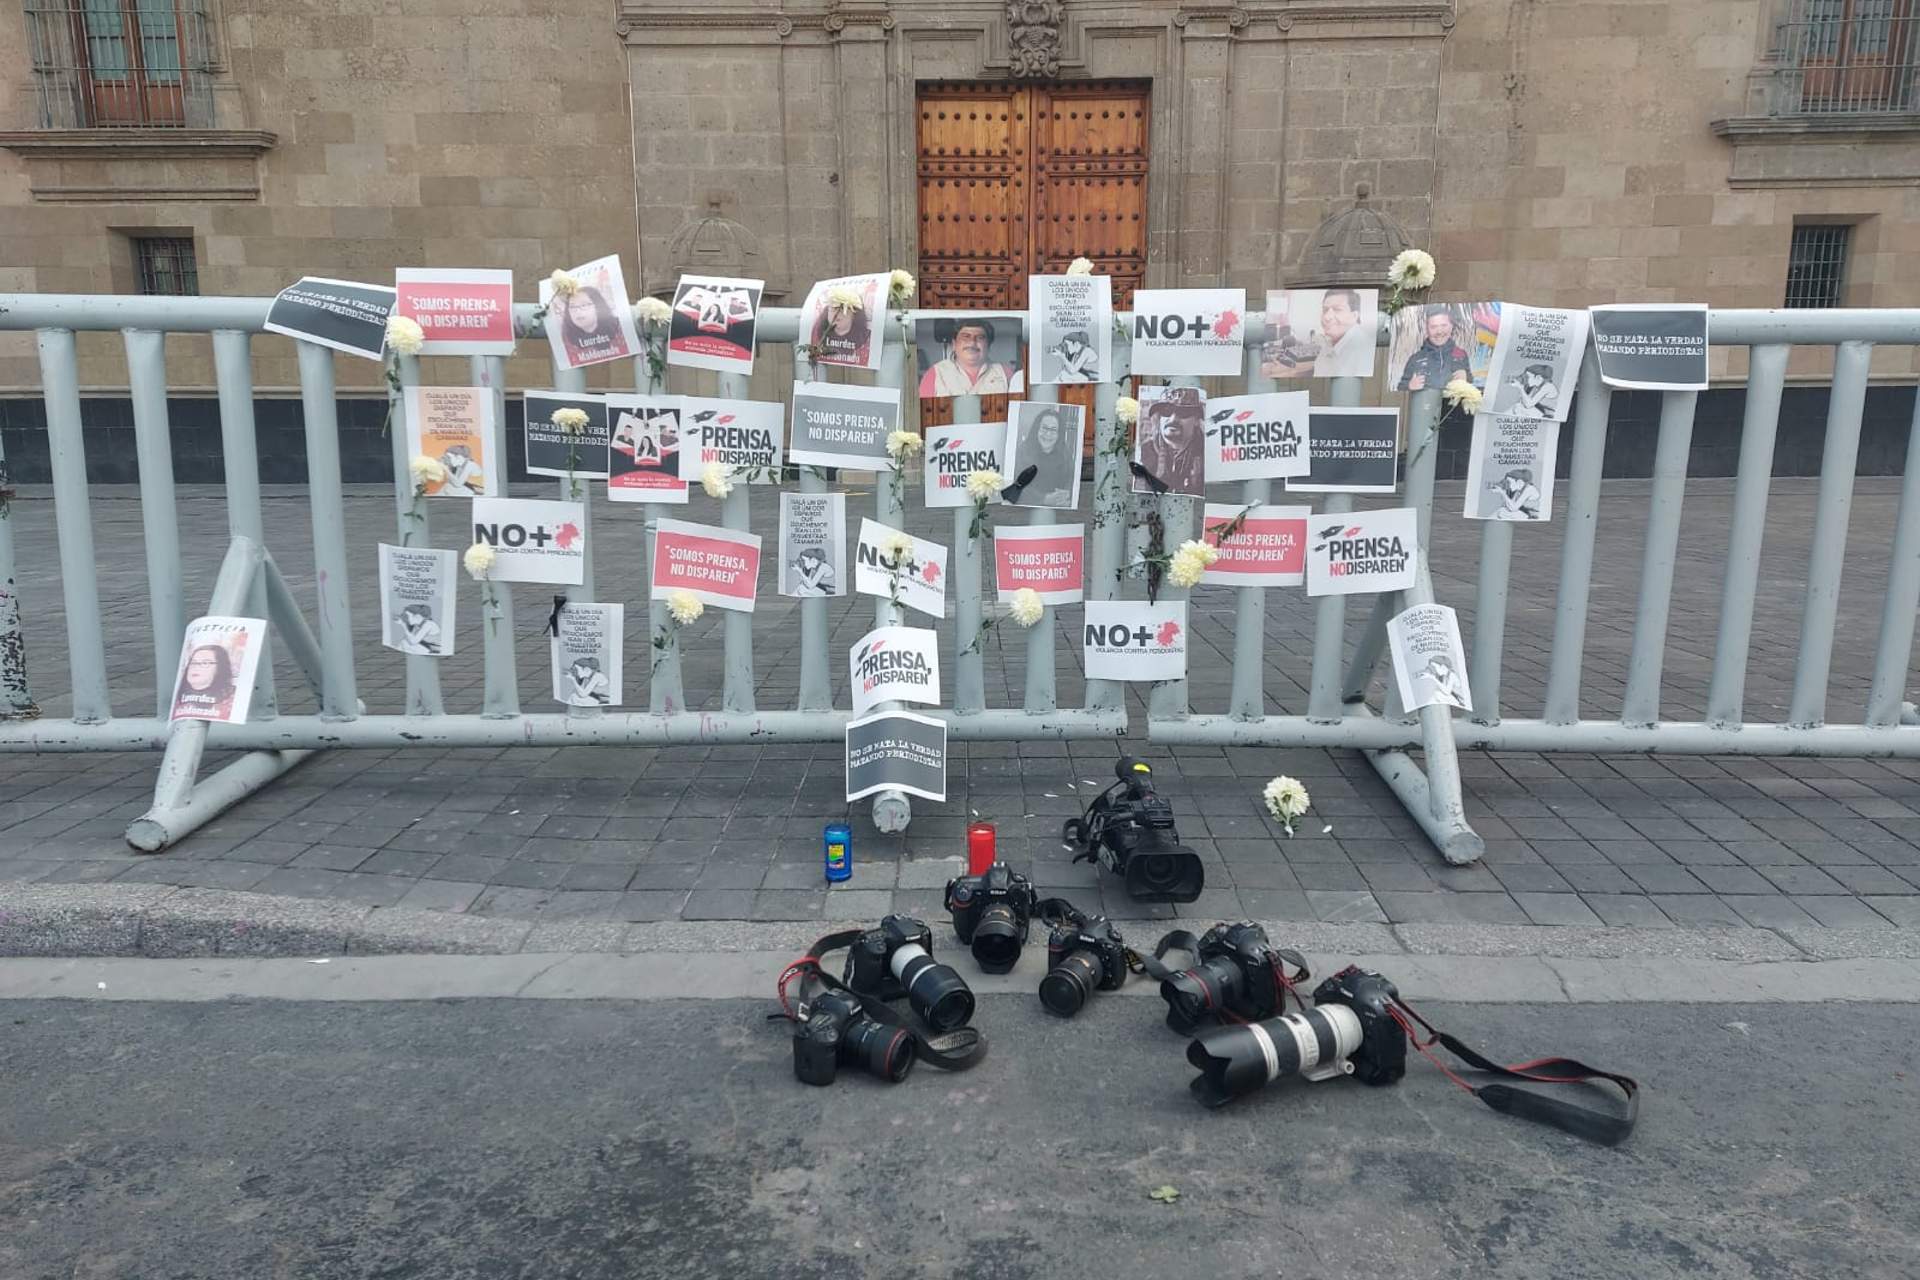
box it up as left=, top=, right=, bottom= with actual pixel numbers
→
left=999, top=463, right=1040, bottom=504
left=545, top=595, right=568, bottom=636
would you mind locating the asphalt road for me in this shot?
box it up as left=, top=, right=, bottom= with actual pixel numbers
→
left=3, top=996, right=1916, bottom=1279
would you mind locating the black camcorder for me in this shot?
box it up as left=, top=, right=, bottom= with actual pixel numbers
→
left=1184, top=966, right=1407, bottom=1108
left=792, top=987, right=915, bottom=1087
left=1157, top=922, right=1305, bottom=1033
left=846, top=914, right=976, bottom=1033
left=1063, top=757, right=1205, bottom=903
left=1039, top=909, right=1129, bottom=1018
left=944, top=863, right=1037, bottom=974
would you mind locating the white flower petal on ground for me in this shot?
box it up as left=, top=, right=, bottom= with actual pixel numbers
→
left=1262, top=775, right=1312, bottom=821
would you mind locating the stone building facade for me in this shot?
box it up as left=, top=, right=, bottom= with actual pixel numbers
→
left=2, top=0, right=1917, bottom=480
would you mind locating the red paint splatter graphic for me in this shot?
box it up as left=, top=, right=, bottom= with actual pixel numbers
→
left=920, top=561, right=942, bottom=586
left=1155, top=620, right=1182, bottom=647
left=1212, top=310, right=1240, bottom=340
left=554, top=523, right=581, bottom=549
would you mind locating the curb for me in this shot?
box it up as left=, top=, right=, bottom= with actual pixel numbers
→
left=4, top=882, right=1919, bottom=964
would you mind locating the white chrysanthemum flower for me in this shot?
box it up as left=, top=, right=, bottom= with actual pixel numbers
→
left=1442, top=375, right=1483, bottom=414
left=1115, top=396, right=1139, bottom=426
left=547, top=269, right=580, bottom=298
left=409, top=455, right=446, bottom=490
left=825, top=284, right=864, bottom=312
left=888, top=268, right=917, bottom=302
left=462, top=543, right=496, bottom=580
left=1166, top=539, right=1220, bottom=590
left=880, top=529, right=916, bottom=565
left=1263, top=775, right=1312, bottom=823
left=701, top=462, right=734, bottom=499
left=1387, top=249, right=1437, bottom=291
left=964, top=469, right=1003, bottom=502
left=633, top=295, right=672, bottom=326
left=885, top=429, right=923, bottom=460
left=1009, top=588, right=1045, bottom=627
left=1065, top=256, right=1095, bottom=276
left=385, top=315, right=425, bottom=356
left=551, top=407, right=591, bottom=435
left=666, top=589, right=704, bottom=625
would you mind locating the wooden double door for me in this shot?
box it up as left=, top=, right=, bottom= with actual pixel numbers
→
left=914, top=81, right=1150, bottom=432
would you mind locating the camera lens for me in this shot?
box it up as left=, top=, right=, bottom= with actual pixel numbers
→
left=969, top=902, right=1024, bottom=974
left=845, top=1018, right=915, bottom=1083
left=1159, top=960, right=1236, bottom=1032
left=890, top=943, right=976, bottom=1032
left=1039, top=948, right=1104, bottom=1018
left=1121, top=846, right=1206, bottom=903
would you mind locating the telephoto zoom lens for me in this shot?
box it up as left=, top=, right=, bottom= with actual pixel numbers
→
left=1038, top=949, right=1105, bottom=1018
left=889, top=943, right=976, bottom=1031
left=1185, top=1004, right=1364, bottom=1108
left=969, top=902, right=1024, bottom=974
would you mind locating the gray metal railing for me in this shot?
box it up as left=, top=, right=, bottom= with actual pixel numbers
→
left=1759, top=1, right=1920, bottom=115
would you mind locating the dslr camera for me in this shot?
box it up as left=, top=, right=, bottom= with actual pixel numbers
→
left=792, top=987, right=915, bottom=1087
left=944, top=862, right=1038, bottom=974
left=1039, top=910, right=1129, bottom=1018
left=1064, top=757, right=1205, bottom=903
left=846, top=914, right=976, bottom=1033
left=1184, top=966, right=1407, bottom=1108
left=1158, top=922, right=1300, bottom=1033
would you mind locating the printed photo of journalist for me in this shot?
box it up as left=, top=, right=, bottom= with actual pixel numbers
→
left=1004, top=401, right=1084, bottom=509
left=1260, top=288, right=1379, bottom=380
left=547, top=262, right=638, bottom=370
left=168, top=622, right=261, bottom=724
left=1389, top=302, right=1501, bottom=392
left=915, top=317, right=1026, bottom=398
left=1133, top=387, right=1206, bottom=497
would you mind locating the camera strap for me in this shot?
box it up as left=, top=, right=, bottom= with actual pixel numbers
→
left=777, top=930, right=988, bottom=1073
left=1389, top=996, right=1639, bottom=1146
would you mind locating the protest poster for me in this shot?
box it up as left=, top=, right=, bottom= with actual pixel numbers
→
left=994, top=523, right=1084, bottom=605
left=789, top=381, right=900, bottom=471
left=1201, top=504, right=1309, bottom=588
left=393, top=268, right=515, bottom=356
left=1083, top=601, right=1187, bottom=683
left=1464, top=413, right=1559, bottom=522
left=1261, top=288, right=1380, bottom=380
left=1203, top=391, right=1310, bottom=484
left=378, top=544, right=458, bottom=656
left=799, top=273, right=888, bottom=371
left=606, top=394, right=688, bottom=504
left=780, top=491, right=846, bottom=598
left=675, top=397, right=783, bottom=482
left=550, top=602, right=624, bottom=708
left=169, top=616, right=267, bottom=723
left=854, top=518, right=948, bottom=619
left=848, top=625, right=942, bottom=717
left=1287, top=407, right=1400, bottom=495
left=924, top=422, right=1007, bottom=510
left=470, top=497, right=587, bottom=586
left=1389, top=603, right=1472, bottom=712
left=846, top=710, right=948, bottom=803
left=1004, top=401, right=1085, bottom=510
left=1133, top=385, right=1207, bottom=497
left=264, top=277, right=395, bottom=361
left=523, top=390, right=611, bottom=479
left=1029, top=273, right=1112, bottom=385
left=1388, top=302, right=1500, bottom=392
left=1483, top=304, right=1589, bottom=423
left=1305, top=507, right=1417, bottom=598
left=1130, top=288, right=1247, bottom=377
left=650, top=518, right=762, bottom=612
left=914, top=315, right=1027, bottom=399
left=668, top=274, right=764, bottom=374
left=539, top=255, right=641, bottom=371
left=1589, top=304, right=1709, bottom=391
left=403, top=386, right=496, bottom=496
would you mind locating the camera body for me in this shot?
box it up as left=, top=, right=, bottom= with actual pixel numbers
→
left=1065, top=758, right=1205, bottom=903
left=1310, top=965, right=1407, bottom=1087
left=1038, top=912, right=1128, bottom=1017
left=845, top=914, right=976, bottom=1033
left=792, top=988, right=914, bottom=1087
left=1159, top=921, right=1293, bottom=1032
left=944, top=863, right=1037, bottom=974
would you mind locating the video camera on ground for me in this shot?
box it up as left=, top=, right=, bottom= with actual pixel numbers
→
left=1063, top=757, right=1205, bottom=903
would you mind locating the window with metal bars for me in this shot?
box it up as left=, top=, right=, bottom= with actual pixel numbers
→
left=133, top=236, right=199, bottom=296
left=1775, top=0, right=1919, bottom=113
left=1784, top=224, right=1852, bottom=308
left=23, top=0, right=216, bottom=128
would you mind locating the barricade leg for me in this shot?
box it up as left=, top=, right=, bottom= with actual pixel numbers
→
left=0, top=430, right=38, bottom=720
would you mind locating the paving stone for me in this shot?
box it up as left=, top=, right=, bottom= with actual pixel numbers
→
left=1862, top=896, right=1920, bottom=926
left=557, top=864, right=637, bottom=892
left=1758, top=864, right=1850, bottom=895
left=1370, top=891, right=1530, bottom=926
left=1688, top=865, right=1779, bottom=896
left=1581, top=895, right=1675, bottom=928
left=1823, top=864, right=1918, bottom=895
left=1237, top=889, right=1314, bottom=920
left=1488, top=863, right=1576, bottom=894
left=393, top=880, right=486, bottom=913
left=355, top=849, right=442, bottom=878
left=1511, top=893, right=1605, bottom=927
left=682, top=889, right=757, bottom=921
left=487, top=861, right=569, bottom=890
left=1721, top=895, right=1821, bottom=929
left=1623, top=865, right=1708, bottom=895
left=1649, top=894, right=1744, bottom=926
left=751, top=890, right=826, bottom=921
left=1791, top=896, right=1899, bottom=928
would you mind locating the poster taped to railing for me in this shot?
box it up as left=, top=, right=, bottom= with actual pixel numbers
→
left=789, top=381, right=900, bottom=471
left=849, top=625, right=942, bottom=717
left=1261, top=288, right=1379, bottom=379
left=846, top=709, right=948, bottom=803
left=169, top=616, right=267, bottom=724
left=471, top=497, right=588, bottom=585
left=1483, top=304, right=1588, bottom=422
left=779, top=491, right=846, bottom=597
left=540, top=255, right=640, bottom=371
left=394, top=268, right=516, bottom=356
left=1305, top=507, right=1417, bottom=597
left=1588, top=304, right=1709, bottom=391
left=1390, top=603, right=1472, bottom=712
left=1004, top=401, right=1085, bottom=509
left=924, top=422, right=1007, bottom=510
left=378, top=544, right=457, bottom=656
left=1288, top=407, right=1399, bottom=494
left=915, top=315, right=1027, bottom=398
left=676, top=397, right=784, bottom=482
left=1130, top=288, right=1246, bottom=376
left=1389, top=302, right=1500, bottom=392
left=799, top=273, right=888, bottom=371
left=265, top=277, right=395, bottom=361
left=1464, top=413, right=1558, bottom=521
left=606, top=394, right=688, bottom=504
left=1083, top=601, right=1187, bottom=682
left=1133, top=385, right=1206, bottom=496
left=855, top=518, right=948, bottom=619
left=550, top=602, right=624, bottom=707
left=995, top=523, right=1085, bottom=605
left=404, top=386, right=497, bottom=496
left=524, top=390, right=611, bottom=480
left=1203, top=391, right=1311, bottom=483
left=1201, top=504, right=1309, bottom=587
left=650, top=518, right=761, bottom=612
left=668, top=274, right=764, bottom=374
left=1029, top=273, right=1112, bottom=384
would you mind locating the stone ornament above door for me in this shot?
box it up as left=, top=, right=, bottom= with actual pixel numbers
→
left=1006, top=1, right=1064, bottom=78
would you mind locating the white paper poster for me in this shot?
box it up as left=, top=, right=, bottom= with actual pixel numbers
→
left=788, top=381, right=901, bottom=471
left=1203, top=391, right=1311, bottom=484
left=1261, top=288, right=1380, bottom=380
left=1130, top=288, right=1247, bottom=377
left=404, top=386, right=497, bottom=497
left=1029, top=274, right=1112, bottom=385
left=849, top=624, right=942, bottom=717
left=779, top=491, right=847, bottom=597
left=470, top=497, right=587, bottom=586
left=1133, top=385, right=1207, bottom=497
left=1588, top=304, right=1710, bottom=391
left=607, top=394, right=689, bottom=505
left=1200, top=504, right=1309, bottom=588
left=1483, top=304, right=1589, bottom=423
left=394, top=267, right=516, bottom=357
left=846, top=710, right=948, bottom=803
left=550, top=602, right=624, bottom=708
left=1389, top=603, right=1472, bottom=712
left=1004, top=401, right=1085, bottom=510
left=1464, top=413, right=1559, bottom=522
left=854, top=518, right=948, bottom=619
left=378, top=544, right=458, bottom=656
left=169, top=616, right=267, bottom=723
left=1082, top=601, right=1188, bottom=683
left=924, top=422, right=1008, bottom=510
left=675, top=397, right=784, bottom=482
left=799, top=273, right=888, bottom=371
left=1305, top=507, right=1418, bottom=598
left=264, top=277, right=395, bottom=361
left=994, top=523, right=1084, bottom=605
left=668, top=274, right=764, bottom=374
left=650, top=518, right=762, bottom=613
left=539, top=255, right=641, bottom=371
